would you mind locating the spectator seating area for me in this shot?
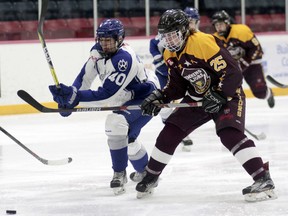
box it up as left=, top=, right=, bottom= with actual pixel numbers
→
left=0, top=0, right=286, bottom=41
left=0, top=16, right=159, bottom=40
left=1, top=13, right=286, bottom=41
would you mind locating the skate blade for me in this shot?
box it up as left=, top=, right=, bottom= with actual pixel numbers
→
left=112, top=186, right=126, bottom=195
left=136, top=188, right=154, bottom=199
left=244, top=189, right=277, bottom=202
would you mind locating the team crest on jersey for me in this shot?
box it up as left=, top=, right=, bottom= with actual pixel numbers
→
left=182, top=68, right=211, bottom=94
left=118, top=59, right=128, bottom=72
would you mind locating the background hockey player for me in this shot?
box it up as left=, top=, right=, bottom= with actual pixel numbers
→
left=211, top=10, right=275, bottom=108
left=136, top=9, right=276, bottom=202
left=49, top=19, right=159, bottom=195
left=149, top=7, right=200, bottom=152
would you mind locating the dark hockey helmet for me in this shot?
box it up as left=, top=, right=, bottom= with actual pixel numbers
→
left=184, top=7, right=200, bottom=21
left=211, top=10, right=230, bottom=26
left=96, top=19, right=125, bottom=57
left=158, top=9, right=189, bottom=52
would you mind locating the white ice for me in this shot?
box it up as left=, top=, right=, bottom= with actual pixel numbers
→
left=0, top=97, right=288, bottom=216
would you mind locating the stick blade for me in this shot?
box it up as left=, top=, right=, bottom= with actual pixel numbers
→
left=17, top=90, right=59, bottom=113
left=17, top=90, right=44, bottom=112
left=266, top=75, right=288, bottom=88
left=245, top=128, right=266, bottom=141
left=256, top=132, right=266, bottom=140
left=41, top=157, right=73, bottom=166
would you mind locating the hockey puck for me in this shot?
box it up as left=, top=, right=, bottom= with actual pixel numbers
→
left=6, top=210, right=16, bottom=214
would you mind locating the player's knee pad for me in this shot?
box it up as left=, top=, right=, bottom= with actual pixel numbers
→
left=105, top=113, right=129, bottom=136
left=128, top=140, right=147, bottom=160
left=105, top=113, right=129, bottom=150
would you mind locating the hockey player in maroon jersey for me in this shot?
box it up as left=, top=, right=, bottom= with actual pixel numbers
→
left=135, top=9, right=276, bottom=202
left=212, top=10, right=275, bottom=108
left=148, top=7, right=201, bottom=152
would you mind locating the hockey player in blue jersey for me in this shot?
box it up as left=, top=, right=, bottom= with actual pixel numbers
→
left=49, top=19, right=160, bottom=195
left=149, top=7, right=200, bottom=152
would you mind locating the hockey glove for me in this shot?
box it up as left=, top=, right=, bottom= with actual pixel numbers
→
left=58, top=104, right=72, bottom=117
left=227, top=46, right=245, bottom=61
left=141, top=89, right=164, bottom=116
left=49, top=83, right=80, bottom=117
left=202, top=88, right=227, bottom=113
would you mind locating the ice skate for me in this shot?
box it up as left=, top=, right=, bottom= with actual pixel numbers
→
left=181, top=136, right=193, bottom=152
left=242, top=164, right=277, bottom=202
left=267, top=88, right=275, bottom=108
left=136, top=172, right=159, bottom=199
left=130, top=171, right=146, bottom=182
left=110, top=170, right=128, bottom=195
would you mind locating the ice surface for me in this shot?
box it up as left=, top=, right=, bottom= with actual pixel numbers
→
left=0, top=97, right=288, bottom=216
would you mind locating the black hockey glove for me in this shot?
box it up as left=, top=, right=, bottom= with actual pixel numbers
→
left=227, top=46, right=246, bottom=61
left=202, top=88, right=227, bottom=113
left=141, top=89, right=164, bottom=116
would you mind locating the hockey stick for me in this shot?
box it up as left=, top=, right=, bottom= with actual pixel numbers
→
left=245, top=128, right=266, bottom=141
left=38, top=0, right=60, bottom=87
left=0, top=126, right=72, bottom=165
left=18, top=90, right=266, bottom=140
left=17, top=89, right=203, bottom=113
left=266, top=75, right=288, bottom=88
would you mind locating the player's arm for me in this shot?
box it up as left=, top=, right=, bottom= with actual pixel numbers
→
left=72, top=45, right=102, bottom=90
left=126, top=69, right=160, bottom=99
left=72, top=58, right=96, bottom=90
left=202, top=38, right=243, bottom=113
left=149, top=38, right=168, bottom=75
left=78, top=52, right=134, bottom=102
left=235, top=25, right=263, bottom=64
left=48, top=46, right=101, bottom=114
left=209, top=47, right=243, bottom=97
left=243, top=35, right=263, bottom=64
left=149, top=38, right=163, bottom=61
left=199, top=34, right=242, bottom=98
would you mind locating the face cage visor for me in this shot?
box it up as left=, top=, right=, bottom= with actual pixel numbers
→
left=213, top=20, right=229, bottom=36
left=159, top=29, right=185, bottom=52
left=95, top=36, right=120, bottom=57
